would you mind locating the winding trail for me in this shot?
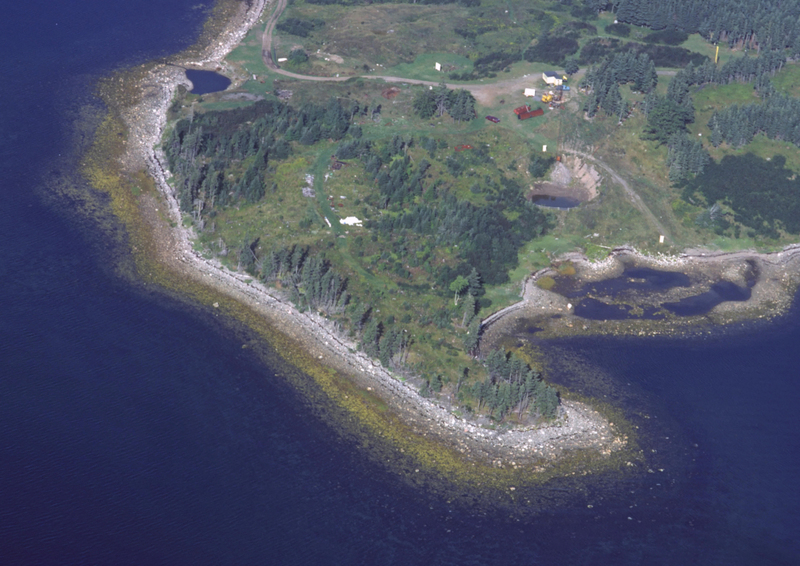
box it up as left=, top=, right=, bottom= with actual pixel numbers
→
left=565, top=150, right=673, bottom=244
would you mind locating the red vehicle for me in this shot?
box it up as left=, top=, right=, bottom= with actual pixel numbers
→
left=485, top=115, right=500, bottom=123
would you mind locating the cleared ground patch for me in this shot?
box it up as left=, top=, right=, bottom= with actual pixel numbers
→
left=278, top=2, right=470, bottom=70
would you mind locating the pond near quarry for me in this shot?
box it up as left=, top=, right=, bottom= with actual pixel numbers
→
left=185, top=69, right=231, bottom=94
left=530, top=194, right=580, bottom=209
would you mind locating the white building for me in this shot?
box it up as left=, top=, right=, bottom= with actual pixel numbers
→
left=543, top=71, right=563, bottom=86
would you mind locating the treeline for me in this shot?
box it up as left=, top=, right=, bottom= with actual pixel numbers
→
left=349, top=304, right=412, bottom=368
left=710, top=94, right=800, bottom=148
left=666, top=133, right=708, bottom=183
left=470, top=350, right=560, bottom=421
left=336, top=135, right=427, bottom=207
left=585, top=0, right=800, bottom=53
left=581, top=51, right=658, bottom=118
left=677, top=52, right=786, bottom=89
left=262, top=245, right=350, bottom=314
left=578, top=37, right=707, bottom=68
left=638, top=66, right=706, bottom=181
left=644, top=52, right=784, bottom=181
left=261, top=245, right=412, bottom=366
left=164, top=97, right=358, bottom=219
left=412, top=83, right=476, bottom=122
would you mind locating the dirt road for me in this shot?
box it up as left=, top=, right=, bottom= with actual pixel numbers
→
left=259, top=0, right=562, bottom=104
left=259, top=1, right=671, bottom=242
left=565, top=150, right=672, bottom=244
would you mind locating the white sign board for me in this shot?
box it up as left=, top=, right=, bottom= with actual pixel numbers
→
left=435, top=62, right=442, bottom=72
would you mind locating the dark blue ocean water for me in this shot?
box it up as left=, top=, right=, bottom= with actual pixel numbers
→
left=1, top=1, right=799, bottom=564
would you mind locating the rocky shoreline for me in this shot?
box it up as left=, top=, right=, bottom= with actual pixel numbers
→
left=109, top=0, right=623, bottom=468
left=482, top=244, right=800, bottom=349
left=105, top=0, right=800, bottom=471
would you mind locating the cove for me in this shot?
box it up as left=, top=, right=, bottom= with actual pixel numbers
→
left=549, top=265, right=753, bottom=320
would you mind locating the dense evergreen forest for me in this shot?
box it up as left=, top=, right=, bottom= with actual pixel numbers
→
left=586, top=0, right=800, bottom=53
left=581, top=0, right=800, bottom=229
left=580, top=50, right=658, bottom=118
left=684, top=154, right=800, bottom=237
left=709, top=93, right=800, bottom=148
left=165, top=97, right=355, bottom=217
left=164, top=93, right=559, bottom=425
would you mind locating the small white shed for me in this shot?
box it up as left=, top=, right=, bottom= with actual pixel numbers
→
left=524, top=88, right=536, bottom=97
left=340, top=216, right=363, bottom=226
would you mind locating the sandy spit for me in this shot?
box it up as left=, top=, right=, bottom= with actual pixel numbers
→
left=112, top=0, right=622, bottom=466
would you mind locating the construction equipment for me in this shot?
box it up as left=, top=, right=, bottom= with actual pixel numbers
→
left=541, top=93, right=553, bottom=103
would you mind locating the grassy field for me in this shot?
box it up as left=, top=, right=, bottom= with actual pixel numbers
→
left=689, top=69, right=800, bottom=175
left=383, top=53, right=475, bottom=82
left=276, top=1, right=471, bottom=71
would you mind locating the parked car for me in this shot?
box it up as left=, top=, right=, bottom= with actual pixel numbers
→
left=485, top=115, right=500, bottom=123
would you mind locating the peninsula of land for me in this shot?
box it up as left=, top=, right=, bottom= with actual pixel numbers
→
left=106, top=0, right=626, bottom=469
left=101, top=0, right=800, bottom=473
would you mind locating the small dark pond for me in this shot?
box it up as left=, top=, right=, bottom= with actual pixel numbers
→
left=530, top=195, right=580, bottom=209
left=185, top=69, right=231, bottom=94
